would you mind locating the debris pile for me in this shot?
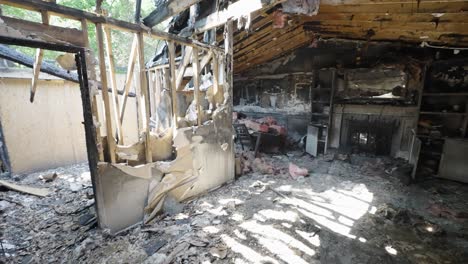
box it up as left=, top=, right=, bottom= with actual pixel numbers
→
left=2, top=154, right=468, bottom=263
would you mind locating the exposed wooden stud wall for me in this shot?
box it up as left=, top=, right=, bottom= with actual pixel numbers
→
left=175, top=46, right=193, bottom=91
left=0, top=0, right=222, bottom=52
left=136, top=32, right=152, bottom=163
left=95, top=23, right=116, bottom=163
left=192, top=47, right=201, bottom=126
left=167, top=41, right=178, bottom=132
left=81, top=18, right=104, bottom=162
left=103, top=27, right=124, bottom=144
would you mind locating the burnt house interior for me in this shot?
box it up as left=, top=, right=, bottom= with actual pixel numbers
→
left=0, top=0, right=468, bottom=263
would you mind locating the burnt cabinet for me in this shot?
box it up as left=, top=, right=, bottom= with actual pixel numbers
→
left=307, top=69, right=336, bottom=156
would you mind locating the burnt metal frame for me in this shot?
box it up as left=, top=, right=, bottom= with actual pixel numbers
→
left=0, top=36, right=100, bottom=223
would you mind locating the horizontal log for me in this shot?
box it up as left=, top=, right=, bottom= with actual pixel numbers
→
left=0, top=44, right=137, bottom=97
left=0, top=15, right=84, bottom=46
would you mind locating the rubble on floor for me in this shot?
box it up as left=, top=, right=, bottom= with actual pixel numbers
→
left=1, top=153, right=468, bottom=263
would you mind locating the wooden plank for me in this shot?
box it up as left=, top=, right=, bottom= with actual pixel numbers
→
left=29, top=11, right=49, bottom=103
left=297, top=12, right=468, bottom=24
left=103, top=26, right=124, bottom=144
left=318, top=1, right=468, bottom=14
left=120, top=36, right=138, bottom=124
left=235, top=26, right=304, bottom=61
left=81, top=18, right=104, bottom=162
left=304, top=23, right=468, bottom=45
left=143, top=0, right=203, bottom=28
left=212, top=52, right=220, bottom=100
left=0, top=180, right=50, bottom=197
left=236, top=26, right=305, bottom=63
left=30, top=48, right=45, bottom=102
left=136, top=32, right=152, bottom=163
left=0, top=0, right=220, bottom=51
left=305, top=20, right=468, bottom=34
left=235, top=32, right=309, bottom=72
left=194, top=0, right=286, bottom=33
left=175, top=46, right=193, bottom=91
left=167, top=41, right=178, bottom=131
left=0, top=15, right=84, bottom=46
left=192, top=47, right=201, bottom=126
left=321, top=0, right=468, bottom=5
left=96, top=23, right=116, bottom=163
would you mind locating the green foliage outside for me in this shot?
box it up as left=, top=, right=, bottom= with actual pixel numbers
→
left=1, top=0, right=163, bottom=73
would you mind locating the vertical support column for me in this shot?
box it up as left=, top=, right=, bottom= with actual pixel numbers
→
left=136, top=32, right=152, bottom=163
left=81, top=19, right=104, bottom=161
left=192, top=47, right=201, bottom=126
left=224, top=20, right=234, bottom=119
left=167, top=41, right=178, bottom=132
left=212, top=52, right=219, bottom=108
left=75, top=50, right=101, bottom=225
left=96, top=23, right=116, bottom=163
left=103, top=27, right=124, bottom=144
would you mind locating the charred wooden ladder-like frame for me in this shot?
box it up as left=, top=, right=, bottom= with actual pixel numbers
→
left=0, top=0, right=233, bottom=231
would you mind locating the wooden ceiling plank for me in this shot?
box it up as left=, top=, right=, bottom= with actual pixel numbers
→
left=235, top=26, right=304, bottom=61
left=319, top=1, right=468, bottom=14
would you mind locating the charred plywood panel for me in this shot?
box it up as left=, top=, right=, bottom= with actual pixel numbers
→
left=439, top=139, right=468, bottom=183
left=95, top=163, right=152, bottom=233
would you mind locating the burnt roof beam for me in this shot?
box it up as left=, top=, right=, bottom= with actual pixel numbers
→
left=143, top=0, right=203, bottom=28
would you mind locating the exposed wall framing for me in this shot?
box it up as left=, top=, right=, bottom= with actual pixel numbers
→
left=0, top=0, right=234, bottom=233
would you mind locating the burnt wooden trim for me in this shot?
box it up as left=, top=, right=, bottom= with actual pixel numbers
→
left=75, top=50, right=101, bottom=227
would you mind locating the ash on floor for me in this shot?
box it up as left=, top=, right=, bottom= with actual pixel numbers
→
left=1, top=153, right=468, bottom=264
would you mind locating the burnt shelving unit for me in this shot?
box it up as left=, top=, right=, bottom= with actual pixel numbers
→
left=414, top=59, right=468, bottom=180
left=306, top=69, right=336, bottom=156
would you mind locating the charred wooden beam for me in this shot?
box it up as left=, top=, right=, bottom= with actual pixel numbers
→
left=0, top=44, right=137, bottom=97
left=0, top=0, right=220, bottom=51
left=143, top=0, right=203, bottom=28
left=0, top=15, right=84, bottom=46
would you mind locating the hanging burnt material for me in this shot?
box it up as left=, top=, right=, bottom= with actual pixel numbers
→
left=282, top=0, right=320, bottom=16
